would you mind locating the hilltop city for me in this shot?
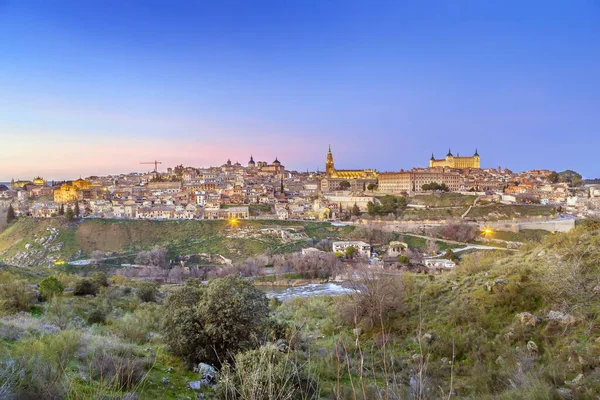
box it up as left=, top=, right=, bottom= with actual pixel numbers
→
left=2, top=146, right=599, bottom=222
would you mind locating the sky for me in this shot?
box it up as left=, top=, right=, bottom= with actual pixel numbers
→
left=0, top=0, right=599, bottom=181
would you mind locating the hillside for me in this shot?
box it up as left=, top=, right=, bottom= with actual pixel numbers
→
left=1, top=218, right=599, bottom=398
left=0, top=218, right=357, bottom=266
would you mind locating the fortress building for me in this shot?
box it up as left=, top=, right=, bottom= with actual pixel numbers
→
left=430, top=149, right=480, bottom=169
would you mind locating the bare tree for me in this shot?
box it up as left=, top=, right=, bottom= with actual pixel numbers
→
left=90, top=250, right=103, bottom=266
left=340, top=271, right=407, bottom=330
left=425, top=239, right=439, bottom=257
left=134, top=246, right=169, bottom=268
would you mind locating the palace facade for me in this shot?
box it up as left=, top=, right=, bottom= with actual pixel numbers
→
left=430, top=149, right=480, bottom=169
left=378, top=168, right=462, bottom=194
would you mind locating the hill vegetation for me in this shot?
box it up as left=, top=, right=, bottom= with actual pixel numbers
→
left=0, top=219, right=599, bottom=398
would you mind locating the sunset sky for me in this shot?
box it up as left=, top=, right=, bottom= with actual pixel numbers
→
left=1, top=1, right=599, bottom=181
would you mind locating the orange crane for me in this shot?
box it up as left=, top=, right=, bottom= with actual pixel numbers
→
left=140, top=160, right=162, bottom=172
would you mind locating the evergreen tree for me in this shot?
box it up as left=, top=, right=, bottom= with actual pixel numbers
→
left=6, top=204, right=15, bottom=224
left=65, top=207, right=74, bottom=221
left=74, top=202, right=80, bottom=218
left=351, top=203, right=360, bottom=216
left=58, top=204, right=64, bottom=216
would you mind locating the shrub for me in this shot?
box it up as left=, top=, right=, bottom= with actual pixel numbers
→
left=216, top=344, right=319, bottom=400
left=339, top=272, right=407, bottom=330
left=91, top=271, right=109, bottom=288
left=0, top=280, right=35, bottom=314
left=162, top=276, right=270, bottom=367
left=44, top=296, right=73, bottom=330
left=87, top=305, right=107, bottom=325
left=136, top=282, right=158, bottom=303
left=39, top=276, right=64, bottom=301
left=73, top=278, right=98, bottom=296
left=135, top=246, right=168, bottom=268
left=9, top=330, right=81, bottom=398
left=112, top=303, right=162, bottom=344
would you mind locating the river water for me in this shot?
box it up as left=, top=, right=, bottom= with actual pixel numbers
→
left=258, top=282, right=354, bottom=301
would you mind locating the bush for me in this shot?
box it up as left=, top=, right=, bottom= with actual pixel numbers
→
left=216, top=344, right=319, bottom=400
left=39, top=276, right=64, bottom=301
left=0, top=280, right=35, bottom=314
left=87, top=305, right=107, bottom=325
left=73, top=278, right=98, bottom=296
left=339, top=272, right=407, bottom=330
left=136, top=282, right=158, bottom=303
left=9, top=330, right=81, bottom=399
left=91, top=271, right=109, bottom=288
left=135, top=246, right=168, bottom=268
left=162, top=276, right=270, bottom=367
left=112, top=303, right=162, bottom=344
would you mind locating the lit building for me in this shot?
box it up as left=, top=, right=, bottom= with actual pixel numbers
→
left=430, top=149, right=480, bottom=169
left=325, top=146, right=377, bottom=179
left=53, top=178, right=92, bottom=203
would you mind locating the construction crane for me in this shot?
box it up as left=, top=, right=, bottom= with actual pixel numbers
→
left=140, top=160, right=162, bottom=172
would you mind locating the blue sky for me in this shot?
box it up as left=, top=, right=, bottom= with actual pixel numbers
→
left=0, top=0, right=599, bottom=180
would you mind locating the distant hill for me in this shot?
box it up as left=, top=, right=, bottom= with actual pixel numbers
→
left=0, top=184, right=8, bottom=191
left=0, top=218, right=355, bottom=267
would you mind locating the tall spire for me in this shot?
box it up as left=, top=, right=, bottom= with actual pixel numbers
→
left=447, top=148, right=453, bottom=157
left=474, top=148, right=479, bottom=156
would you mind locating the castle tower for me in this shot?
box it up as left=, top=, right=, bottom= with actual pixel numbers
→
left=473, top=149, right=481, bottom=169
left=326, top=145, right=335, bottom=177
left=445, top=149, right=454, bottom=168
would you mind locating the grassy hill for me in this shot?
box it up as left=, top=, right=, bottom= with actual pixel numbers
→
left=0, top=218, right=356, bottom=266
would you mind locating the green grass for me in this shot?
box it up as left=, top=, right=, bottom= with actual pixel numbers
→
left=468, top=204, right=557, bottom=220
left=410, top=193, right=476, bottom=207
left=484, top=229, right=551, bottom=243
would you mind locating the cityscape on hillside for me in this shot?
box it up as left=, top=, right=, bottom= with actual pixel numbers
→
left=2, top=2, right=600, bottom=399
left=1, top=145, right=599, bottom=221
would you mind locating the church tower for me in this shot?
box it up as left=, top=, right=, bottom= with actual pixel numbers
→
left=326, top=145, right=335, bottom=177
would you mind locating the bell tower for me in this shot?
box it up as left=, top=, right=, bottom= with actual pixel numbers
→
left=325, top=145, right=335, bottom=177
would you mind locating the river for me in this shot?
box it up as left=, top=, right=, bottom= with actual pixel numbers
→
left=258, top=282, right=354, bottom=301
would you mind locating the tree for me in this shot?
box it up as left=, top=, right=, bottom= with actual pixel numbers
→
left=91, top=271, right=109, bottom=288
left=39, top=276, right=64, bottom=301
left=351, top=203, right=361, bottom=216
left=73, top=278, right=98, bottom=296
left=58, top=204, right=64, bottom=216
left=398, top=255, right=410, bottom=265
left=137, top=281, right=158, bottom=302
left=74, top=202, right=80, bottom=218
left=339, top=180, right=351, bottom=190
left=65, top=207, right=74, bottom=221
left=557, top=170, right=583, bottom=186
left=547, top=171, right=559, bottom=183
left=162, top=276, right=270, bottom=367
left=345, top=245, right=358, bottom=259
left=367, top=201, right=379, bottom=216
left=135, top=246, right=169, bottom=268
left=340, top=272, right=407, bottom=329
left=90, top=250, right=103, bottom=266
left=367, top=183, right=378, bottom=192
left=425, top=239, right=439, bottom=256
left=6, top=204, right=15, bottom=224
left=444, top=249, right=459, bottom=262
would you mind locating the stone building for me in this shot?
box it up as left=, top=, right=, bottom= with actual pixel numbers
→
left=430, top=149, right=480, bottom=169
